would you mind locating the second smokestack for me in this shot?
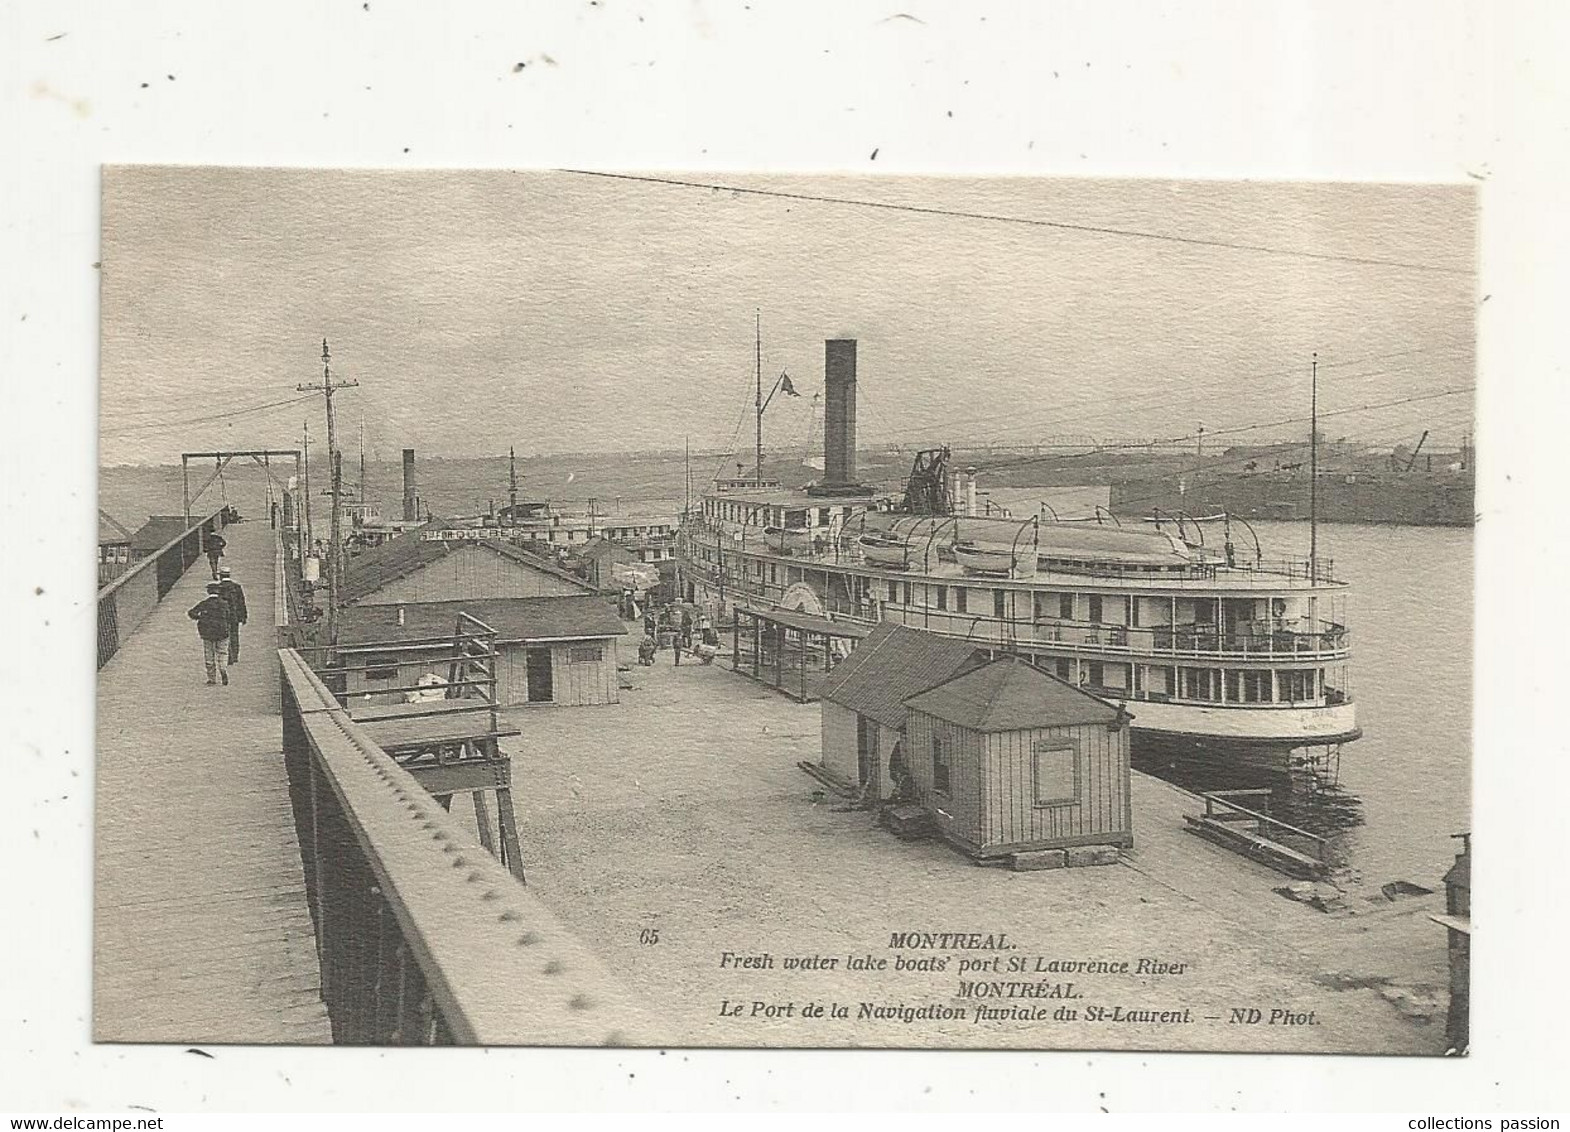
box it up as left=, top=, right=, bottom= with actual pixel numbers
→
left=402, top=448, right=417, bottom=522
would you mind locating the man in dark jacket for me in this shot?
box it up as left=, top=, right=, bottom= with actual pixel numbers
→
left=188, top=581, right=232, bottom=685
left=216, top=567, right=248, bottom=665
left=205, top=531, right=226, bottom=579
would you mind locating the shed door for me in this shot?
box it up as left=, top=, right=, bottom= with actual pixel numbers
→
left=856, top=715, right=876, bottom=787
left=526, top=647, right=554, bottom=703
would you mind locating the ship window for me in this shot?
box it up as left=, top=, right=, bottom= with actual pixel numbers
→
left=1060, top=592, right=1074, bottom=620
left=936, top=586, right=948, bottom=611
left=769, top=564, right=777, bottom=584
left=1181, top=667, right=1217, bottom=701
left=1129, top=596, right=1140, bottom=627
left=932, top=736, right=951, bottom=795
left=818, top=508, right=830, bottom=526
left=955, top=587, right=968, bottom=614
left=1088, top=594, right=1104, bottom=623
left=1225, top=671, right=1241, bottom=702
left=1056, top=658, right=1071, bottom=681
left=1282, top=669, right=1316, bottom=702
left=902, top=581, right=912, bottom=605
left=1033, top=742, right=1080, bottom=806
left=887, top=581, right=898, bottom=602
left=1086, top=661, right=1104, bottom=689
left=993, top=589, right=1006, bottom=619
left=1242, top=670, right=1273, bottom=702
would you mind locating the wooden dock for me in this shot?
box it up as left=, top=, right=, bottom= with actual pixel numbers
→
left=95, top=520, right=330, bottom=1044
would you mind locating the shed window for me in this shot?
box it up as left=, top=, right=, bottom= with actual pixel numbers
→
left=361, top=654, right=400, bottom=681
left=568, top=645, right=603, bottom=663
left=932, top=736, right=951, bottom=795
left=1032, top=742, right=1080, bottom=806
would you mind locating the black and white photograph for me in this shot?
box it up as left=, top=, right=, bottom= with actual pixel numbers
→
left=9, top=0, right=1569, bottom=1115
left=94, top=167, right=1474, bottom=1054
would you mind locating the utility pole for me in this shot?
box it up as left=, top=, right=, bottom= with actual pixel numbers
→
left=333, top=450, right=345, bottom=597
left=754, top=309, right=763, bottom=484
left=1310, top=352, right=1319, bottom=584
left=301, top=421, right=313, bottom=552
left=298, top=338, right=358, bottom=641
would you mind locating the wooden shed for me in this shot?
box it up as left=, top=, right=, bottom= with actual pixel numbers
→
left=816, top=622, right=986, bottom=799
left=336, top=595, right=627, bottom=708
left=903, top=655, right=1134, bottom=860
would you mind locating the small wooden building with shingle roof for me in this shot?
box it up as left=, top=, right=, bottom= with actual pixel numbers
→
left=816, top=622, right=987, bottom=798
left=903, top=654, right=1133, bottom=859
left=340, top=526, right=593, bottom=607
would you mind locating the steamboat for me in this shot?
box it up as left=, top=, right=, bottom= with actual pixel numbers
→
left=676, top=337, right=1359, bottom=763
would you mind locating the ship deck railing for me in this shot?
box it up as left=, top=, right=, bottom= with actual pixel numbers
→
left=683, top=523, right=1340, bottom=587
left=680, top=569, right=1352, bottom=662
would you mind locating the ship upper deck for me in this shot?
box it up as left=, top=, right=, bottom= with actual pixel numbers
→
left=684, top=516, right=1345, bottom=593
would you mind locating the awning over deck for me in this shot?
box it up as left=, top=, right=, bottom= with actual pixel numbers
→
left=730, top=607, right=869, bottom=703
left=735, top=606, right=871, bottom=639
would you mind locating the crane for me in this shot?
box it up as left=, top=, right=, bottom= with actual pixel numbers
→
left=1405, top=430, right=1430, bottom=472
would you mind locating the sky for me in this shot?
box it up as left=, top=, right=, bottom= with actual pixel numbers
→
left=98, top=168, right=1477, bottom=465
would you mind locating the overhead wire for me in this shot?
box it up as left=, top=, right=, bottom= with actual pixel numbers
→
left=560, top=170, right=1476, bottom=277
left=100, top=391, right=320, bottom=436
left=975, top=384, right=1476, bottom=474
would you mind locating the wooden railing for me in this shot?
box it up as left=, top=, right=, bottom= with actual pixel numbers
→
left=277, top=648, right=651, bottom=1045
left=1199, top=789, right=1332, bottom=869
left=96, top=507, right=228, bottom=670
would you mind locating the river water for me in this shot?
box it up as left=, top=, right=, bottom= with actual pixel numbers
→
left=992, top=489, right=1472, bottom=888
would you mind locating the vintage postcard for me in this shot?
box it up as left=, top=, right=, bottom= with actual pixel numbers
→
left=95, top=166, right=1474, bottom=1053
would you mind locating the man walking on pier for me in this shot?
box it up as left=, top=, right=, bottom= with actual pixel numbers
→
left=216, top=567, right=248, bottom=665
left=188, top=581, right=232, bottom=686
left=205, top=530, right=226, bottom=579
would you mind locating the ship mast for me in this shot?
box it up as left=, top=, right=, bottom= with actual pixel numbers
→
left=754, top=308, right=763, bottom=483
left=1310, top=352, right=1318, bottom=583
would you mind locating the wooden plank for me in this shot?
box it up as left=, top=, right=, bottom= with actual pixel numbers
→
left=350, top=698, right=494, bottom=723
left=356, top=713, right=518, bottom=749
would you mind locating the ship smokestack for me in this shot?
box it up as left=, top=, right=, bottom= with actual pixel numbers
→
left=402, top=448, right=417, bottom=522
left=808, top=338, right=866, bottom=497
